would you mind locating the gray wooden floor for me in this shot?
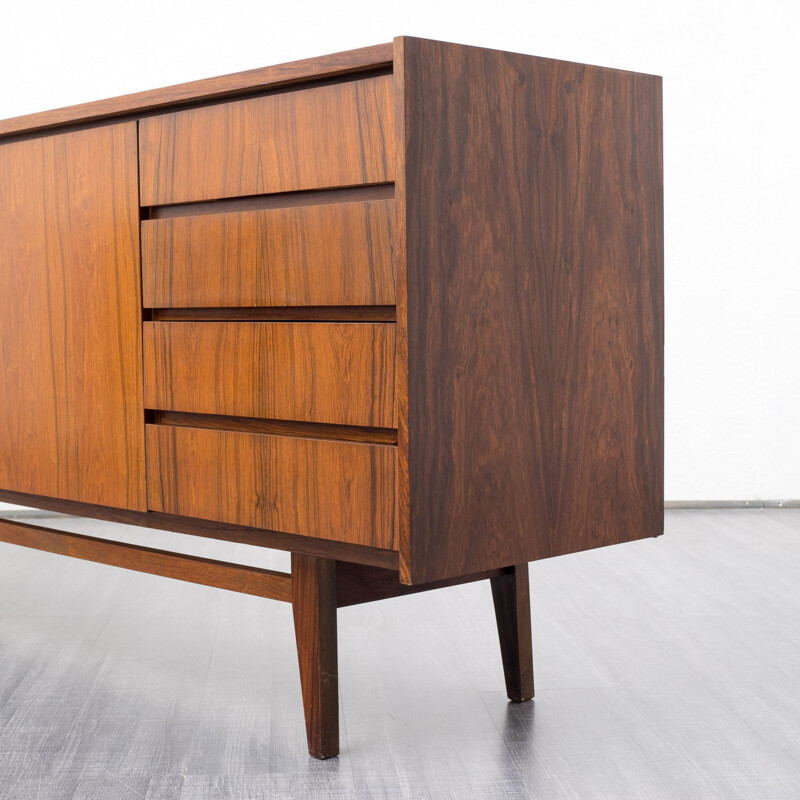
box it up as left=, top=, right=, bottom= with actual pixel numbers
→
left=0, top=509, right=798, bottom=799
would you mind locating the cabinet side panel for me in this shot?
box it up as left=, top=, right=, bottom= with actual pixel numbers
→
left=0, top=124, right=146, bottom=510
left=402, top=38, right=663, bottom=582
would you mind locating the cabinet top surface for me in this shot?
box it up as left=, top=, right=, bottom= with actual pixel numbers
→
left=0, top=41, right=394, bottom=139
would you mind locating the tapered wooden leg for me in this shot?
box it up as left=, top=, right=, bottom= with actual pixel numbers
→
left=291, top=553, right=339, bottom=759
left=490, top=563, right=534, bottom=701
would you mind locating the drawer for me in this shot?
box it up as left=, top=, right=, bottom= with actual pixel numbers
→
left=146, top=424, right=396, bottom=549
left=139, top=75, right=394, bottom=206
left=143, top=321, right=395, bottom=428
left=141, top=200, right=395, bottom=308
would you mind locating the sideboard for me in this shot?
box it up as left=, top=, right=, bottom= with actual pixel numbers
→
left=0, top=37, right=663, bottom=758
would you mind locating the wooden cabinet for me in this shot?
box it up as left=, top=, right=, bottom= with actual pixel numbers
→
left=0, top=38, right=663, bottom=759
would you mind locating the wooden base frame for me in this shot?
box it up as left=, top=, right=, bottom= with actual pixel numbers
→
left=0, top=516, right=534, bottom=759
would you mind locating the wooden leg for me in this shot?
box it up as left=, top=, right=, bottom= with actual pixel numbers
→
left=490, top=563, right=534, bottom=701
left=291, top=553, right=339, bottom=759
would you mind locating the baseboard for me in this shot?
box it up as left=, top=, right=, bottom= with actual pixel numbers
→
left=665, top=500, right=800, bottom=509
left=0, top=509, right=69, bottom=519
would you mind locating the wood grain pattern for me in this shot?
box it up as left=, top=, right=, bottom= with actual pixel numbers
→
left=0, top=487, right=400, bottom=570
left=0, top=43, right=393, bottom=138
left=490, top=564, right=534, bottom=701
left=143, top=321, right=396, bottom=428
left=0, top=518, right=292, bottom=602
left=0, top=123, right=145, bottom=510
left=400, top=37, right=663, bottom=582
left=146, top=425, right=396, bottom=549
left=141, top=200, right=395, bottom=308
left=139, top=75, right=394, bottom=206
left=291, top=554, right=339, bottom=759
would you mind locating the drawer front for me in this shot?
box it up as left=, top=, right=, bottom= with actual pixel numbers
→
left=143, top=321, right=395, bottom=428
left=139, top=75, right=394, bottom=206
left=141, top=200, right=395, bottom=308
left=146, top=425, right=396, bottom=549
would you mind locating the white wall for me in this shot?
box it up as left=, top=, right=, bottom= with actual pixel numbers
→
left=0, top=0, right=798, bottom=502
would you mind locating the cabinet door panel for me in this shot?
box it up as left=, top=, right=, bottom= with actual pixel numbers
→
left=0, top=124, right=145, bottom=510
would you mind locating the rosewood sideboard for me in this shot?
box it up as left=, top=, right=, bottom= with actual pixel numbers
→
left=0, top=37, right=663, bottom=758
